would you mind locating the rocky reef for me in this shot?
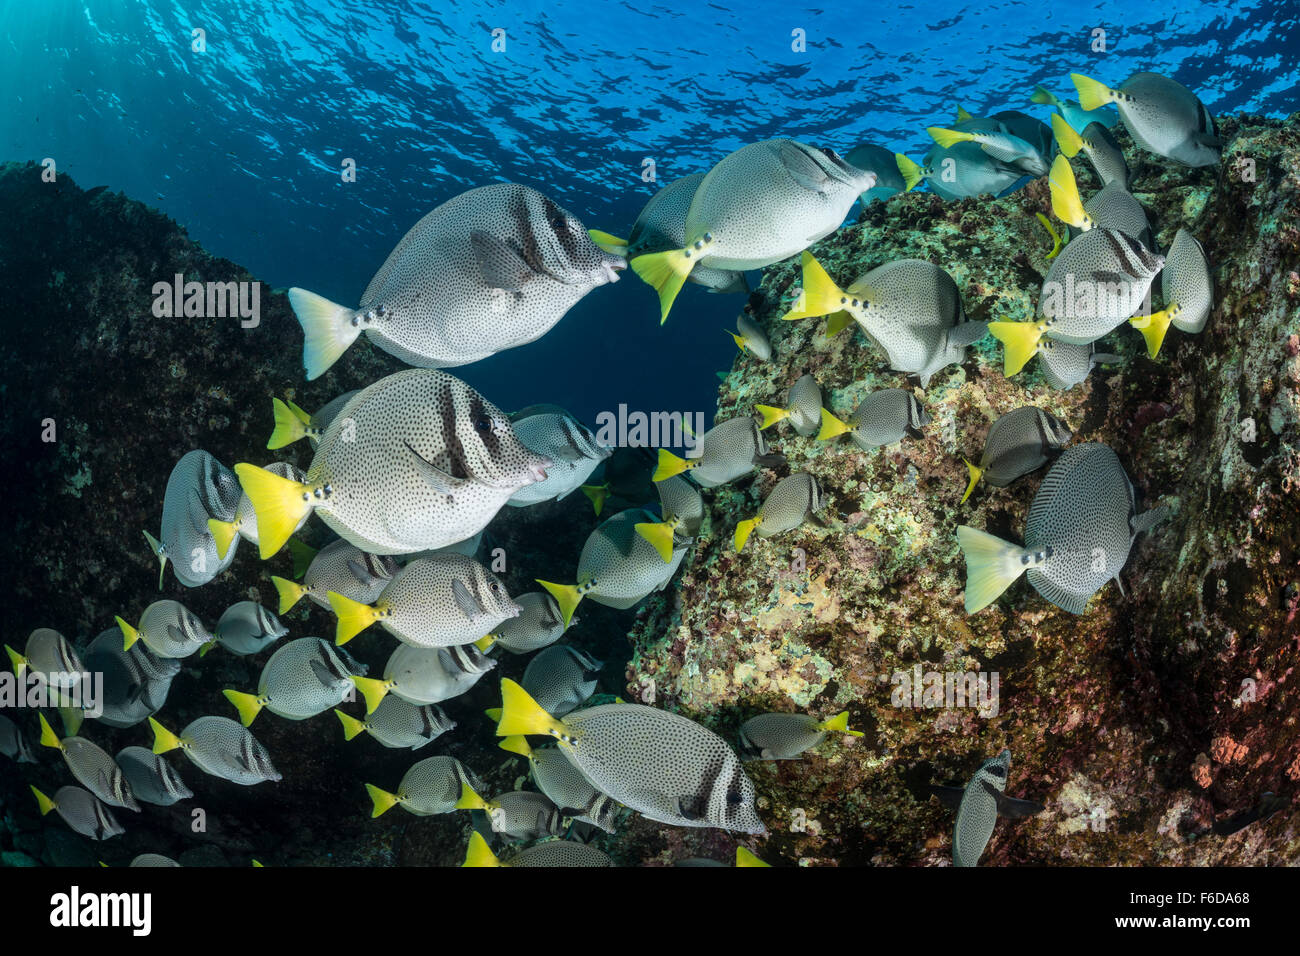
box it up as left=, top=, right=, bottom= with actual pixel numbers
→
left=2, top=111, right=1298, bottom=867
left=624, top=113, right=1300, bottom=865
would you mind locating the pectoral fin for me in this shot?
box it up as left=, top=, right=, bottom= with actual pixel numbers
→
left=778, top=140, right=830, bottom=193
left=405, top=442, right=466, bottom=495
left=928, top=784, right=966, bottom=811
left=453, top=579, right=486, bottom=620
left=982, top=780, right=1045, bottom=818
left=471, top=231, right=535, bottom=291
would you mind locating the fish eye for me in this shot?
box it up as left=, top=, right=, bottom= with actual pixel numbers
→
left=474, top=417, right=491, bottom=432
left=820, top=147, right=842, bottom=161
left=987, top=765, right=1007, bottom=778
left=551, top=216, right=568, bottom=232
left=726, top=788, right=743, bottom=805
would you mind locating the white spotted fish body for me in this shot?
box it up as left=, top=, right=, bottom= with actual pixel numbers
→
left=490, top=591, right=572, bottom=654
left=117, top=600, right=212, bottom=660
left=115, top=746, right=193, bottom=806
left=1036, top=339, right=1121, bottom=390
left=522, top=646, right=602, bottom=717
left=147, top=450, right=243, bottom=588
left=288, top=183, right=625, bottom=378
left=235, top=369, right=552, bottom=557
left=337, top=696, right=455, bottom=750
left=1041, top=228, right=1164, bottom=342
left=957, top=443, right=1169, bottom=614
left=971, top=407, right=1072, bottom=489
left=383, top=643, right=496, bottom=705
left=627, top=173, right=750, bottom=293
left=506, top=404, right=612, bottom=506
left=276, top=539, right=400, bottom=613
left=151, top=715, right=281, bottom=786
left=32, top=786, right=124, bottom=841
left=1072, top=71, right=1220, bottom=167
left=497, top=682, right=765, bottom=834
left=38, top=714, right=139, bottom=811
left=331, top=553, right=520, bottom=648
left=841, top=388, right=931, bottom=450
left=226, top=637, right=361, bottom=724
left=214, top=601, right=288, bottom=656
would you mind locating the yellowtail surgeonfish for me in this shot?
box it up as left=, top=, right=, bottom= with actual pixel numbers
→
left=734, top=472, right=827, bottom=552
left=234, top=369, right=552, bottom=558
left=929, top=749, right=1044, bottom=866
left=630, top=139, right=875, bottom=322
left=288, top=183, right=624, bottom=379
left=957, top=443, right=1168, bottom=614
left=495, top=679, right=766, bottom=834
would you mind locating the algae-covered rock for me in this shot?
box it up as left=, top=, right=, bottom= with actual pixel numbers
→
left=625, top=115, right=1300, bottom=865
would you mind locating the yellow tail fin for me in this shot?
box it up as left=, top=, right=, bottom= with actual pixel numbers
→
left=267, top=397, right=309, bottom=450
left=327, top=591, right=381, bottom=645
left=350, top=676, right=391, bottom=715
left=816, top=407, right=852, bottom=441
left=31, top=785, right=57, bottom=816
left=734, top=517, right=758, bottom=553
left=116, top=615, right=141, bottom=653
left=988, top=322, right=1044, bottom=376
left=208, top=517, right=240, bottom=561
left=271, top=575, right=308, bottom=615
left=287, top=287, right=360, bottom=381
left=1069, top=73, right=1115, bottom=112
left=463, top=831, right=502, bottom=867
left=730, top=331, right=748, bottom=351
left=499, top=735, right=533, bottom=758
left=630, top=248, right=695, bottom=324
left=495, top=678, right=568, bottom=739
left=5, top=644, right=26, bottom=677
left=819, top=710, right=864, bottom=736
left=149, top=717, right=183, bottom=755
left=1049, top=155, right=1090, bottom=230
left=334, top=709, right=367, bottom=741
left=956, top=525, right=1028, bottom=614
left=635, top=519, right=678, bottom=564
left=474, top=633, right=496, bottom=652
left=536, top=580, right=583, bottom=630
left=455, top=778, right=492, bottom=812
left=825, top=311, right=855, bottom=336
left=754, top=404, right=789, bottom=430
left=1035, top=212, right=1064, bottom=261
left=652, top=448, right=696, bottom=482
left=895, top=153, right=924, bottom=192
left=198, top=640, right=217, bottom=658
left=1050, top=113, right=1084, bottom=158
left=735, top=847, right=770, bottom=867
left=961, top=458, right=984, bottom=504
left=38, top=713, right=62, bottom=750
left=484, top=707, right=503, bottom=723
left=927, top=126, right=973, bottom=149
left=223, top=689, right=265, bottom=727
left=588, top=229, right=629, bottom=257
left=142, top=529, right=167, bottom=589
left=782, top=252, right=844, bottom=321
left=233, top=463, right=314, bottom=559
left=365, top=783, right=399, bottom=818
left=1131, top=309, right=1173, bottom=358
left=580, top=483, right=608, bottom=516
left=1030, top=84, right=1057, bottom=106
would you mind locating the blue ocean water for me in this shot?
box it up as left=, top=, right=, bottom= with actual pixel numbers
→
left=1, top=0, right=1294, bottom=423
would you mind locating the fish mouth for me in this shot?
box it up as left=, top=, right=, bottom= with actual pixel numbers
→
left=600, top=257, right=626, bottom=284
left=526, top=457, right=552, bottom=484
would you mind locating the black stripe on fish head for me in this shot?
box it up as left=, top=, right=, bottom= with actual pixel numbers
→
left=512, top=188, right=548, bottom=276
left=467, top=392, right=502, bottom=463
left=439, top=388, right=471, bottom=482
left=540, top=194, right=582, bottom=263
left=92, top=799, right=116, bottom=839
